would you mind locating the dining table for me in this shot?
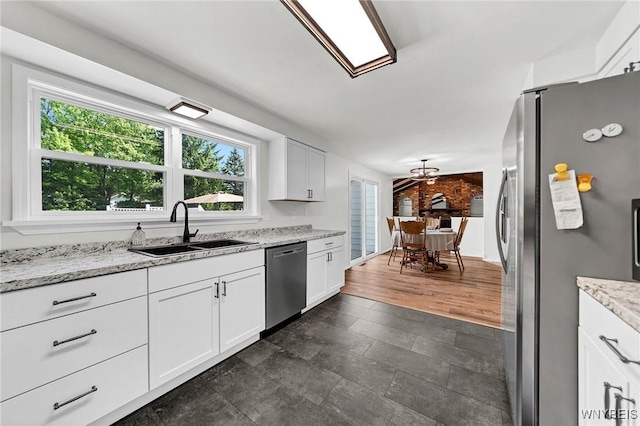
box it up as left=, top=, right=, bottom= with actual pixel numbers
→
left=393, top=228, right=457, bottom=270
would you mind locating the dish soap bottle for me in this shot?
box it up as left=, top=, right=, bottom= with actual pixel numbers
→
left=131, top=223, right=146, bottom=246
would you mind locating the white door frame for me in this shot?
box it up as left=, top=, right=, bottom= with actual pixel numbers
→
left=348, top=172, right=380, bottom=267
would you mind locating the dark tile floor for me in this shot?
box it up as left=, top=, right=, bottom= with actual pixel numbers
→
left=114, top=294, right=513, bottom=426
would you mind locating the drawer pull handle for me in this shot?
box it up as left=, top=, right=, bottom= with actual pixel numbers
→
left=325, top=242, right=334, bottom=246
left=53, top=386, right=97, bottom=410
left=599, top=335, right=640, bottom=366
left=53, top=329, right=97, bottom=347
left=53, top=292, right=97, bottom=306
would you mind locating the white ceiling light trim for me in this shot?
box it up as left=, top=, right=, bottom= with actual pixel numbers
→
left=282, top=0, right=396, bottom=77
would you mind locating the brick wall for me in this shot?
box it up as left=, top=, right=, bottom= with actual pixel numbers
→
left=393, top=172, right=483, bottom=217
left=393, top=186, right=419, bottom=216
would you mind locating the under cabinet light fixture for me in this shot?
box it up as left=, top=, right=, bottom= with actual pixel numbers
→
left=167, top=98, right=210, bottom=119
left=281, top=0, right=396, bottom=78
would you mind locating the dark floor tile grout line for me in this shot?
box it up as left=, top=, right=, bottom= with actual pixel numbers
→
left=362, top=345, right=452, bottom=390
left=383, top=369, right=399, bottom=397
left=317, top=376, right=342, bottom=407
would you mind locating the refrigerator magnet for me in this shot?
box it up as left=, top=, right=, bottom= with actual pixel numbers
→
left=602, top=123, right=623, bottom=137
left=582, top=128, right=602, bottom=142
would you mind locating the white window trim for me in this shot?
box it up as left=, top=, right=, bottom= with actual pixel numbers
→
left=7, top=64, right=262, bottom=234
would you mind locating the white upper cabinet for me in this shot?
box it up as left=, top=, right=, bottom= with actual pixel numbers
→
left=268, top=137, right=326, bottom=201
left=599, top=31, right=640, bottom=79
left=307, top=148, right=326, bottom=201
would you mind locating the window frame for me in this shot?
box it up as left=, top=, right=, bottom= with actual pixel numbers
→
left=10, top=64, right=261, bottom=233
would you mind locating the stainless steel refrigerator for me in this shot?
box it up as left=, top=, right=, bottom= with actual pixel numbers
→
left=496, top=71, right=640, bottom=426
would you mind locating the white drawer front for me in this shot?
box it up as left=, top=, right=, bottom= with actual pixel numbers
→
left=1, top=296, right=147, bottom=402
left=307, top=235, right=344, bottom=255
left=1, top=269, right=147, bottom=332
left=148, top=249, right=264, bottom=293
left=0, top=346, right=148, bottom=426
left=579, top=290, right=640, bottom=377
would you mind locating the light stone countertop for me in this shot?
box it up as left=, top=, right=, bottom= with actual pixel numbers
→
left=577, top=276, right=640, bottom=333
left=0, top=225, right=345, bottom=293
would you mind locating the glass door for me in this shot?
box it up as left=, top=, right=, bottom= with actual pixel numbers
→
left=350, top=176, right=379, bottom=265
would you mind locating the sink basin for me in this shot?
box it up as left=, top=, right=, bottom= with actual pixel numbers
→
left=130, top=239, right=255, bottom=257
left=130, top=244, right=202, bottom=257
left=189, top=239, right=254, bottom=249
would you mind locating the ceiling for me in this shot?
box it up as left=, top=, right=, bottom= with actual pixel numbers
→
left=31, top=1, right=623, bottom=177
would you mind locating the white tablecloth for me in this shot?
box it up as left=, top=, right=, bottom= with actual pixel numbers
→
left=393, top=229, right=456, bottom=251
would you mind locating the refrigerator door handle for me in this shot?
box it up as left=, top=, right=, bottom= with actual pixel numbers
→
left=495, top=168, right=508, bottom=272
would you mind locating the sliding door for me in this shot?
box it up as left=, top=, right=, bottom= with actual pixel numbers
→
left=349, top=176, right=379, bottom=265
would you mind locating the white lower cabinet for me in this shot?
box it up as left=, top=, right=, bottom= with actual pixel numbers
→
left=579, top=290, right=640, bottom=426
left=148, top=251, right=265, bottom=389
left=307, top=250, right=328, bottom=307
left=2, top=296, right=147, bottom=402
left=0, top=270, right=148, bottom=426
left=148, top=280, right=220, bottom=389
left=306, top=236, right=345, bottom=310
left=579, top=329, right=633, bottom=426
left=1, top=346, right=147, bottom=426
left=327, top=246, right=345, bottom=294
left=219, top=267, right=265, bottom=352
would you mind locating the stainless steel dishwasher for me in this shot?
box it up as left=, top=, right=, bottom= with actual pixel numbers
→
left=264, top=242, right=307, bottom=333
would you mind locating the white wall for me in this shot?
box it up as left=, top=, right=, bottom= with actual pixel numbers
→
left=596, top=1, right=640, bottom=72
left=482, top=157, right=502, bottom=262
left=0, top=5, right=393, bottom=255
left=527, top=0, right=639, bottom=88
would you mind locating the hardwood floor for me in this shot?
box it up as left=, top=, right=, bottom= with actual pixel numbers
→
left=342, top=251, right=503, bottom=328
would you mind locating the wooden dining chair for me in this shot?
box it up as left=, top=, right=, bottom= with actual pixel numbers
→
left=386, top=217, right=399, bottom=265
left=451, top=217, right=469, bottom=272
left=399, top=220, right=429, bottom=276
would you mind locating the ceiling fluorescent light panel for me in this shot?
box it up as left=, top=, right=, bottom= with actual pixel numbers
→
left=167, top=98, right=210, bottom=119
left=282, top=0, right=396, bottom=78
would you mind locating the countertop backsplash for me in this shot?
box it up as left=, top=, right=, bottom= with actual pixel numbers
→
left=0, top=225, right=314, bottom=265
left=0, top=225, right=345, bottom=293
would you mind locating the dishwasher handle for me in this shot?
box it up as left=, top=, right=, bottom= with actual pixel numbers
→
left=272, top=248, right=305, bottom=258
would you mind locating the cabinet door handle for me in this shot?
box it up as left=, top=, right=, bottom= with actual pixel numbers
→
left=222, top=281, right=227, bottom=297
left=615, top=393, right=636, bottom=426
left=310, top=189, right=313, bottom=199
left=307, top=189, right=312, bottom=199
left=214, top=282, right=220, bottom=299
left=54, top=385, right=98, bottom=410
left=599, top=335, right=640, bottom=365
left=604, top=382, right=623, bottom=419
left=53, top=292, right=97, bottom=306
left=53, top=329, right=97, bottom=347
left=329, top=252, right=332, bottom=262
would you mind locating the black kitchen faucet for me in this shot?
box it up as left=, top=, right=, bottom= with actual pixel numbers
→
left=170, top=201, right=199, bottom=243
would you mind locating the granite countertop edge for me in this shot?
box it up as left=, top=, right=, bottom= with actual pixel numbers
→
left=0, top=229, right=345, bottom=293
left=577, top=276, right=640, bottom=333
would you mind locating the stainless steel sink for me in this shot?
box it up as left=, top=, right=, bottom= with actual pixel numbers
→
left=129, top=239, right=255, bottom=257
left=190, top=239, right=253, bottom=249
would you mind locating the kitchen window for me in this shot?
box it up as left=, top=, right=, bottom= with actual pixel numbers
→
left=10, top=65, right=260, bottom=233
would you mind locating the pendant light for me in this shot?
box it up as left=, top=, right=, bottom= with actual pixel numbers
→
left=409, top=159, right=439, bottom=182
